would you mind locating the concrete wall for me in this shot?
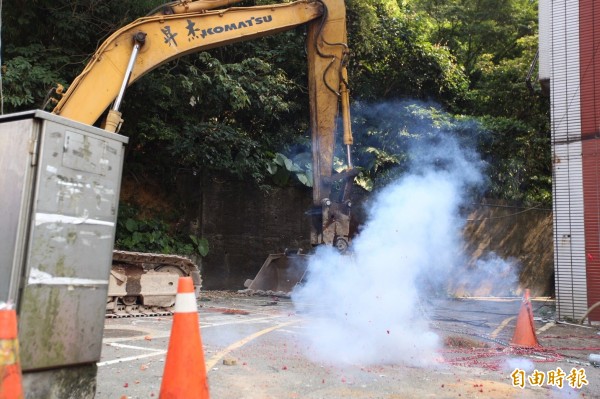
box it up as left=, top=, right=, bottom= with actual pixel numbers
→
left=462, top=200, right=554, bottom=297
left=176, top=171, right=314, bottom=289
left=121, top=173, right=554, bottom=294
left=174, top=174, right=554, bottom=295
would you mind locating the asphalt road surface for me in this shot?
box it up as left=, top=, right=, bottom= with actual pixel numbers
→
left=96, top=292, right=600, bottom=398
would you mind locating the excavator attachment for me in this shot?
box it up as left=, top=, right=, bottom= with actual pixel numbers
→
left=242, top=252, right=309, bottom=296
left=242, top=166, right=358, bottom=296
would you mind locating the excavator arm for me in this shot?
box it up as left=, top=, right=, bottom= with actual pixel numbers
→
left=52, top=0, right=354, bottom=248
left=53, top=0, right=324, bottom=126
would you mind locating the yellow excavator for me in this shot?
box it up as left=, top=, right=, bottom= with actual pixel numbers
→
left=50, top=0, right=356, bottom=310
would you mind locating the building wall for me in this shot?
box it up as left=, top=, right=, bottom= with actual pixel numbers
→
left=579, top=0, right=600, bottom=320
left=545, top=0, right=600, bottom=320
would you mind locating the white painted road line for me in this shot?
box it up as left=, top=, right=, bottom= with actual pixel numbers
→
left=106, top=343, right=166, bottom=352
left=99, top=316, right=299, bottom=368
left=97, top=351, right=167, bottom=367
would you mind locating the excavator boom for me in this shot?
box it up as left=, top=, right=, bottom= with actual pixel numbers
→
left=51, top=0, right=354, bottom=300
left=52, top=0, right=351, bottom=211
left=53, top=1, right=323, bottom=125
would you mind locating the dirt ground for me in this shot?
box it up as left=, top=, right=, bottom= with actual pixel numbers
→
left=96, top=291, right=600, bottom=399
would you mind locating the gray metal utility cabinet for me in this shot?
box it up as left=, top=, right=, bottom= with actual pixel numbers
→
left=0, top=110, right=128, bottom=398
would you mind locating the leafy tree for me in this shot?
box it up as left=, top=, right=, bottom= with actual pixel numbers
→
left=477, top=116, right=551, bottom=204
left=404, top=0, right=550, bottom=204
left=347, top=0, right=469, bottom=106
left=411, top=0, right=538, bottom=80
left=350, top=100, right=466, bottom=190
left=1, top=0, right=159, bottom=111
left=350, top=99, right=550, bottom=205
left=119, top=50, right=305, bottom=186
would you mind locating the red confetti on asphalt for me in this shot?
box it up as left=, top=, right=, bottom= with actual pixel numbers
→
left=123, top=382, right=129, bottom=388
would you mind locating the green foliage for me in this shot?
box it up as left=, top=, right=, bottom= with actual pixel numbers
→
left=477, top=116, right=551, bottom=204
left=115, top=204, right=209, bottom=257
left=348, top=0, right=469, bottom=106
left=345, top=0, right=549, bottom=204
left=190, top=236, right=210, bottom=257
left=118, top=52, right=304, bottom=186
left=266, top=152, right=313, bottom=187
left=1, top=52, right=63, bottom=108
left=351, top=101, right=457, bottom=190
left=464, top=35, right=550, bottom=129
left=350, top=101, right=551, bottom=205
left=411, top=0, right=538, bottom=79
left=1, top=0, right=162, bottom=112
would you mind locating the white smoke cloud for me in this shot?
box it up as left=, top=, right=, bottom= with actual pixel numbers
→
left=292, top=128, right=487, bottom=366
left=504, top=357, right=535, bottom=373
left=450, top=253, right=520, bottom=297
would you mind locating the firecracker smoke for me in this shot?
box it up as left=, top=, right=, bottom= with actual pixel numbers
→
left=292, top=106, right=519, bottom=366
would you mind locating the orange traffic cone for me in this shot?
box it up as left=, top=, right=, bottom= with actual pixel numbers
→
left=0, top=306, right=24, bottom=399
left=510, top=289, right=540, bottom=348
left=160, top=277, right=209, bottom=399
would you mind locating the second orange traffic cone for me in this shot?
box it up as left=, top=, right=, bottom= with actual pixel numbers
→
left=0, top=305, right=24, bottom=399
left=159, top=277, right=209, bottom=399
left=510, top=289, right=540, bottom=348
